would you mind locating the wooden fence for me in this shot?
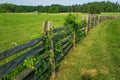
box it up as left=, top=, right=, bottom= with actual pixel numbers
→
left=0, top=15, right=119, bottom=80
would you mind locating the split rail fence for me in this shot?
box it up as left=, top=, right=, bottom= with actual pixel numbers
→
left=0, top=15, right=119, bottom=80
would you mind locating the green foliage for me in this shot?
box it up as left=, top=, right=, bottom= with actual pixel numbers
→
left=23, top=55, right=39, bottom=68
left=64, top=14, right=76, bottom=25
left=54, top=40, right=62, bottom=60
left=55, top=42, right=62, bottom=53
left=64, top=14, right=86, bottom=42
left=87, top=3, right=101, bottom=14
left=0, top=3, right=17, bottom=13
left=48, top=4, right=60, bottom=13
left=64, top=14, right=79, bottom=29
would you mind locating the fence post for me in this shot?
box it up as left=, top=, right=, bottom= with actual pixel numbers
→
left=82, top=16, right=85, bottom=28
left=93, top=15, right=95, bottom=26
left=85, top=15, right=88, bottom=35
left=98, top=15, right=100, bottom=24
left=101, top=16, right=103, bottom=22
left=94, top=15, right=95, bottom=26
left=73, top=29, right=76, bottom=48
left=89, top=14, right=92, bottom=28
left=104, top=16, right=106, bottom=21
left=42, top=21, right=55, bottom=80
left=95, top=15, right=97, bottom=26
left=88, top=15, right=90, bottom=31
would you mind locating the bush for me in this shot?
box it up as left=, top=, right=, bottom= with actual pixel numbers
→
left=64, top=14, right=79, bottom=30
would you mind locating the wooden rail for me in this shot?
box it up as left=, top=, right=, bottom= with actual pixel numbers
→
left=0, top=15, right=119, bottom=80
left=0, top=37, right=43, bottom=60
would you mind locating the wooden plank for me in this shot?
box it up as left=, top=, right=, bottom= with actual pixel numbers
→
left=73, top=30, right=76, bottom=48
left=62, top=43, right=72, bottom=55
left=53, top=32, right=65, bottom=39
left=24, top=63, right=50, bottom=80
left=0, top=36, right=43, bottom=60
left=23, top=70, right=35, bottom=80
left=57, top=43, right=72, bottom=62
left=35, top=64, right=50, bottom=80
left=53, top=26, right=65, bottom=33
left=0, top=43, right=45, bottom=78
left=34, top=54, right=48, bottom=68
left=62, top=41, right=70, bottom=50
left=14, top=54, right=48, bottom=80
left=60, top=35, right=71, bottom=44
left=80, top=27, right=85, bottom=31
left=76, top=32, right=85, bottom=42
left=53, top=32, right=65, bottom=41
left=14, top=67, right=34, bottom=80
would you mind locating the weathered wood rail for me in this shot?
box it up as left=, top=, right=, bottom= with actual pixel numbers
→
left=0, top=15, right=119, bottom=80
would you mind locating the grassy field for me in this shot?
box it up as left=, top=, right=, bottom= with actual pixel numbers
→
left=101, top=12, right=120, bottom=16
left=0, top=13, right=67, bottom=51
left=0, top=13, right=85, bottom=51
left=0, top=13, right=120, bottom=79
left=0, top=13, right=120, bottom=51
left=55, top=18, right=120, bottom=80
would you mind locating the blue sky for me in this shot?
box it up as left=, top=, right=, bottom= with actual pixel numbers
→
left=0, top=0, right=119, bottom=6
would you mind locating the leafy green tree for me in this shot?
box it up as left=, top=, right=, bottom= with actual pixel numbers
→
left=48, top=4, right=60, bottom=13
left=0, top=1, right=119, bottom=13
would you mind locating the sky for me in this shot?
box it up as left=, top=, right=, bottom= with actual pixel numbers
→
left=0, top=0, right=120, bottom=6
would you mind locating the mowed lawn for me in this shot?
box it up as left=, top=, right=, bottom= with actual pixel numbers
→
left=0, top=13, right=85, bottom=51
left=55, top=19, right=120, bottom=80
left=101, top=12, right=120, bottom=16
left=0, top=13, right=65, bottom=51
left=0, top=13, right=119, bottom=51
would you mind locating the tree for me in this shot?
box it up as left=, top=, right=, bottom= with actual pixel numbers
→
left=0, top=1, right=119, bottom=13
left=48, top=4, right=60, bottom=13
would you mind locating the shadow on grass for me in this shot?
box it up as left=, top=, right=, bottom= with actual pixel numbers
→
left=81, top=75, right=91, bottom=80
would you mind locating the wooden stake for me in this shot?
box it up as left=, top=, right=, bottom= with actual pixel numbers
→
left=42, top=21, right=55, bottom=80
left=89, top=14, right=92, bottom=28
left=48, top=21, right=55, bottom=80
left=85, top=15, right=88, bottom=35
left=98, top=15, right=100, bottom=24
left=73, top=29, right=76, bottom=48
left=82, top=16, right=85, bottom=27
left=93, top=15, right=95, bottom=26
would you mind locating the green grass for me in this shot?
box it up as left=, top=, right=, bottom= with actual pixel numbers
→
left=101, top=12, right=120, bottom=16
left=55, top=18, right=120, bottom=80
left=0, top=12, right=120, bottom=79
left=0, top=13, right=85, bottom=51
left=0, top=13, right=66, bottom=51
left=0, top=12, right=119, bottom=51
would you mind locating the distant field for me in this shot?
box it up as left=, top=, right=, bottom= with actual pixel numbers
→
left=0, top=13, right=119, bottom=51
left=0, top=13, right=65, bottom=50
left=0, top=13, right=86, bottom=51
left=101, top=12, right=120, bottom=16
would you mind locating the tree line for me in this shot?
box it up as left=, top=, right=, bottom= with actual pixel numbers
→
left=0, top=1, right=119, bottom=14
